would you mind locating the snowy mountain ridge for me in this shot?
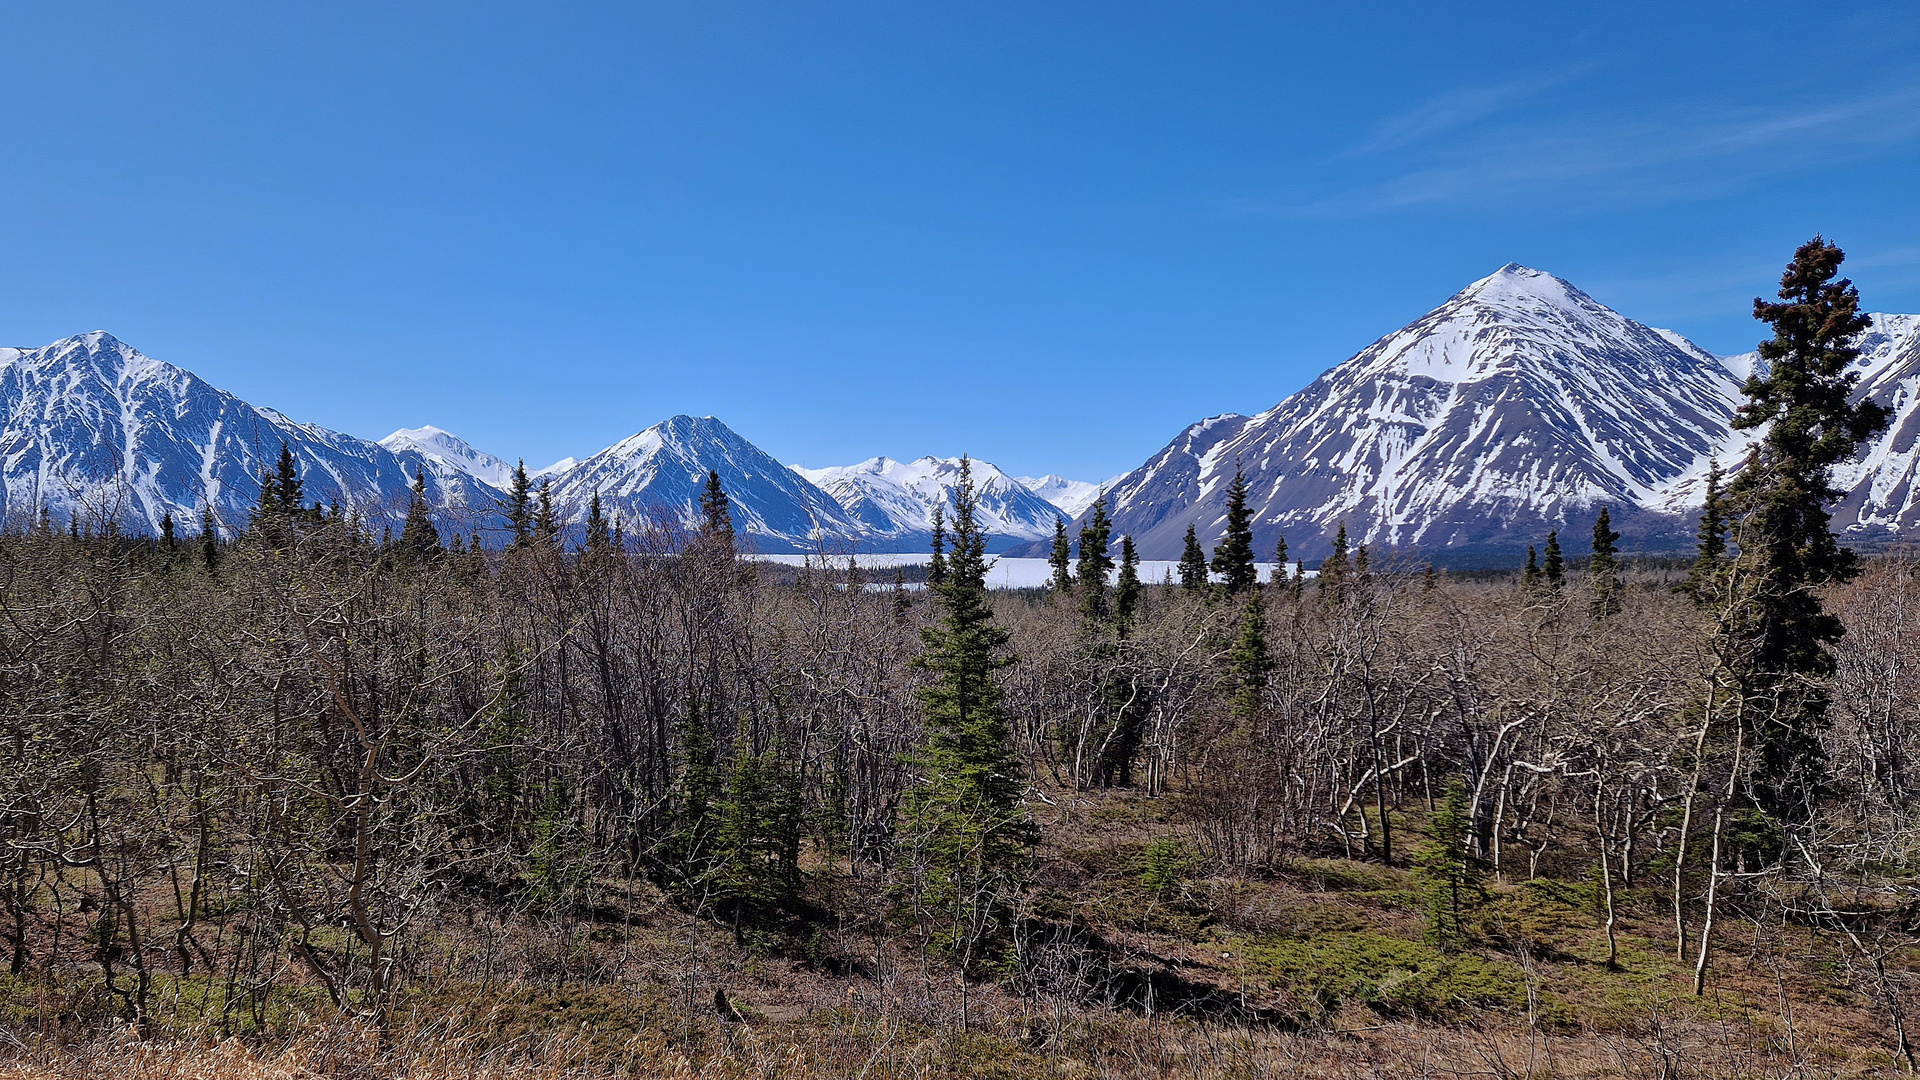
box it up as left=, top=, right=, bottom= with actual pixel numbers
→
left=0, top=332, right=502, bottom=536
left=1016, top=474, right=1109, bottom=516
left=1052, top=265, right=1920, bottom=564
left=380, top=425, right=519, bottom=491
left=791, top=455, right=1070, bottom=553
left=9, top=268, right=1920, bottom=565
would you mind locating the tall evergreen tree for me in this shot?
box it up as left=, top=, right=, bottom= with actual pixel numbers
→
left=1273, top=533, right=1288, bottom=587
left=1589, top=506, right=1622, bottom=618
left=1318, top=522, right=1352, bottom=600
left=665, top=700, right=722, bottom=903
left=1114, top=534, right=1142, bottom=635
left=1226, top=591, right=1273, bottom=721
left=534, top=480, right=559, bottom=545
left=1076, top=498, right=1114, bottom=622
left=927, top=504, right=948, bottom=588
left=902, top=456, right=1034, bottom=968
left=1209, top=466, right=1257, bottom=595
left=398, top=470, right=442, bottom=568
left=584, top=491, right=611, bottom=557
left=504, top=461, right=533, bottom=547
left=1720, top=237, right=1890, bottom=816
left=1177, top=524, right=1208, bottom=592
left=198, top=506, right=220, bottom=577
left=1683, top=460, right=1729, bottom=603
left=1542, top=530, right=1565, bottom=591
left=159, top=512, right=176, bottom=553
left=699, top=469, right=734, bottom=544
left=1522, top=546, right=1541, bottom=591
left=249, top=467, right=280, bottom=537
left=272, top=442, right=303, bottom=513
left=1047, top=517, right=1073, bottom=592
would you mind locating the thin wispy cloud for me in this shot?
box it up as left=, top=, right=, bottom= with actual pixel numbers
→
left=1241, top=75, right=1920, bottom=218
left=1340, top=66, right=1594, bottom=158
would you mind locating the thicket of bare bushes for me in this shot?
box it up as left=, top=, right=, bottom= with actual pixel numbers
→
left=4, top=493, right=1920, bottom=1056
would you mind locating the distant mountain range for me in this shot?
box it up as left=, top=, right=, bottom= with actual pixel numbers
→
left=4, top=264, right=1916, bottom=564
left=0, top=333, right=1095, bottom=552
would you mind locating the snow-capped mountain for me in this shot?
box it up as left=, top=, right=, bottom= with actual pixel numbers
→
left=1063, top=265, right=1750, bottom=563
left=381, top=425, right=519, bottom=490
left=1826, top=314, right=1920, bottom=541
left=1016, top=474, right=1108, bottom=516
left=792, top=456, right=1069, bottom=553
left=0, top=332, right=501, bottom=535
left=544, top=415, right=863, bottom=553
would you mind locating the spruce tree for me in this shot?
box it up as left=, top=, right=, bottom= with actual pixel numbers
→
left=700, top=469, right=734, bottom=544
left=1413, top=778, right=1486, bottom=949
left=584, top=491, right=611, bottom=557
left=927, top=504, right=948, bottom=588
left=1114, top=534, right=1142, bottom=635
left=1318, top=522, right=1352, bottom=600
left=398, top=470, right=442, bottom=568
left=713, top=739, right=803, bottom=940
left=198, top=506, right=220, bottom=577
left=1273, top=533, right=1288, bottom=587
left=1226, top=592, right=1272, bottom=721
left=504, top=461, right=533, bottom=546
left=1682, top=459, right=1728, bottom=603
left=1542, top=530, right=1565, bottom=591
left=1721, top=237, right=1890, bottom=816
left=159, top=512, right=176, bottom=553
left=248, top=465, right=280, bottom=538
left=1209, top=466, right=1257, bottom=595
left=534, top=479, right=559, bottom=545
left=1589, top=506, right=1622, bottom=618
left=665, top=700, right=722, bottom=904
left=1076, top=498, right=1114, bottom=622
left=1048, top=517, right=1073, bottom=592
left=902, top=456, right=1034, bottom=967
left=1522, top=546, right=1540, bottom=591
left=272, top=442, right=303, bottom=513
left=1178, top=524, right=1208, bottom=592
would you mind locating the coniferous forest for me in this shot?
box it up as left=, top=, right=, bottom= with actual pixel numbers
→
left=7, top=243, right=1920, bottom=1078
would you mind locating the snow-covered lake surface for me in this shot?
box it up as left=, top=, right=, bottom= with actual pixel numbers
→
left=751, top=554, right=1297, bottom=590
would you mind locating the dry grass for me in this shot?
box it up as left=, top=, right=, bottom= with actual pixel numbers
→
left=0, top=1007, right=1886, bottom=1080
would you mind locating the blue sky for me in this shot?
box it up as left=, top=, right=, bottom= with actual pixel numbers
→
left=2, top=2, right=1916, bottom=481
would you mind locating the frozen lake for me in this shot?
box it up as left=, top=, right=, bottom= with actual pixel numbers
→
left=752, top=553, right=1297, bottom=590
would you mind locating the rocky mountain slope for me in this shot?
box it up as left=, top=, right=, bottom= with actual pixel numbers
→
left=540, top=414, right=864, bottom=553
left=1055, top=265, right=1920, bottom=565
left=0, top=332, right=500, bottom=536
